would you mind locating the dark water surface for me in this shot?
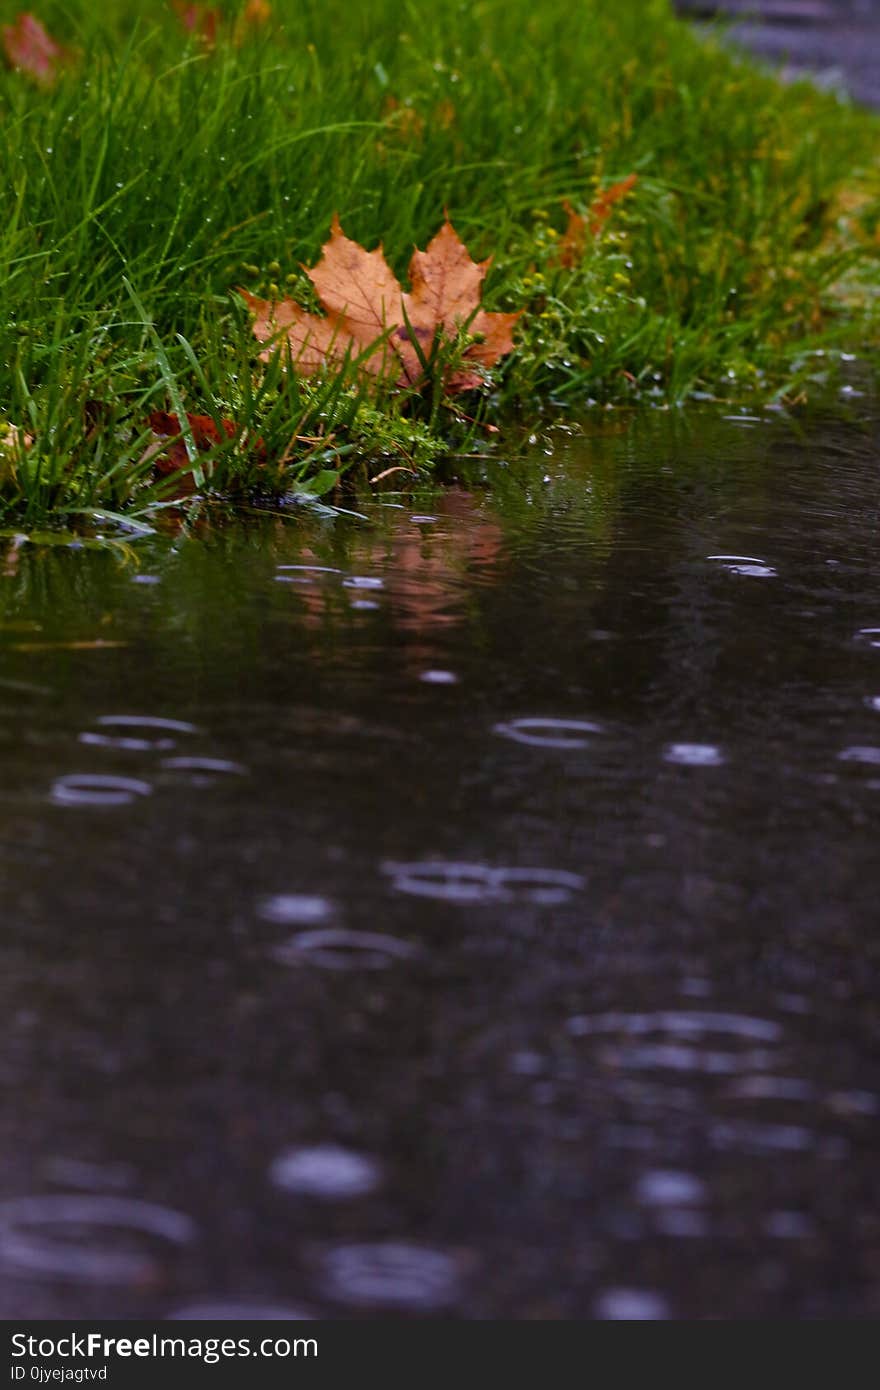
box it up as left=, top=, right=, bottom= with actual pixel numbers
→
left=2, top=403, right=879, bottom=1319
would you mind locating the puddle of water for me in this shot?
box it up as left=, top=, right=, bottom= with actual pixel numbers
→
left=3, top=404, right=880, bottom=1319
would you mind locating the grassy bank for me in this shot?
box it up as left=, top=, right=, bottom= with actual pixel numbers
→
left=1, top=0, right=878, bottom=527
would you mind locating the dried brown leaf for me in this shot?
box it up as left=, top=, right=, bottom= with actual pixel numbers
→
left=558, top=174, right=637, bottom=268
left=245, top=215, right=519, bottom=394
left=2, top=12, right=69, bottom=85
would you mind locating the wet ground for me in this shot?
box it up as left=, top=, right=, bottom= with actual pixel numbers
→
left=677, top=0, right=880, bottom=106
left=2, top=392, right=880, bottom=1319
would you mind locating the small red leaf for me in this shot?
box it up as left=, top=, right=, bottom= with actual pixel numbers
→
left=172, top=2, right=220, bottom=46
left=146, top=410, right=265, bottom=476
left=2, top=13, right=68, bottom=85
left=558, top=175, right=637, bottom=268
left=588, top=173, right=638, bottom=236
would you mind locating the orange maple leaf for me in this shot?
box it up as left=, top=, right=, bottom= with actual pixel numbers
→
left=2, top=13, right=69, bottom=85
left=243, top=216, right=520, bottom=394
left=558, top=174, right=638, bottom=269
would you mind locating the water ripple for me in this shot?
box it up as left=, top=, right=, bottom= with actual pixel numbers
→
left=80, top=715, right=200, bottom=752
left=161, top=757, right=248, bottom=779
left=384, top=861, right=585, bottom=905
left=493, top=717, right=603, bottom=749
left=50, top=774, right=153, bottom=808
left=420, top=670, right=459, bottom=685
left=318, top=1242, right=460, bottom=1310
left=838, top=746, right=880, bottom=766
left=596, top=1043, right=779, bottom=1074
left=270, top=1145, right=382, bottom=1200
left=276, top=565, right=342, bottom=575
left=258, top=895, right=334, bottom=927
left=271, top=928, right=421, bottom=971
left=707, top=555, right=777, bottom=578
left=709, top=1121, right=824, bottom=1155
left=664, top=743, right=724, bottom=767
left=0, top=1195, right=195, bottom=1283
left=566, top=1011, right=782, bottom=1043
left=343, top=576, right=385, bottom=591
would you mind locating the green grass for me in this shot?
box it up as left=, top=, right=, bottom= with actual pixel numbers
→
left=1, top=0, right=878, bottom=528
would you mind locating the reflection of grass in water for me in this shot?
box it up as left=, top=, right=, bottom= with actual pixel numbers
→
left=0, top=0, right=878, bottom=524
left=0, top=402, right=871, bottom=696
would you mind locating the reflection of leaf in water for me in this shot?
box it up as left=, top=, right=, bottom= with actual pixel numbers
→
left=288, top=487, right=504, bottom=667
